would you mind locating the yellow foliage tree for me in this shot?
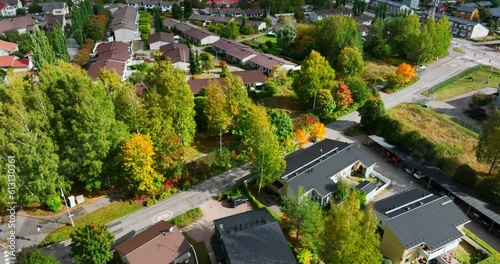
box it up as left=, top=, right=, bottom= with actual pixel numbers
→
left=296, top=129, right=309, bottom=148
left=395, top=63, right=415, bottom=84
left=309, top=123, right=327, bottom=142
left=121, top=133, right=164, bottom=197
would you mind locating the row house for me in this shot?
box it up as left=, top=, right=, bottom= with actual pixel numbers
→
left=159, top=42, right=190, bottom=71
left=420, top=11, right=489, bottom=39
left=308, top=8, right=353, bottom=22
left=0, top=0, right=21, bottom=9
left=242, top=8, right=265, bottom=17
left=0, top=40, right=18, bottom=56
left=41, top=2, right=69, bottom=16
left=87, top=41, right=132, bottom=80
left=0, top=15, right=37, bottom=34
left=188, top=70, right=266, bottom=95
left=174, top=23, right=220, bottom=45
left=108, top=6, right=140, bottom=43
left=208, top=7, right=241, bottom=17
left=371, top=0, right=414, bottom=15
left=0, top=2, right=16, bottom=17
left=127, top=0, right=176, bottom=12
left=148, top=32, right=175, bottom=50
left=454, top=5, right=479, bottom=20
left=0, top=55, right=32, bottom=72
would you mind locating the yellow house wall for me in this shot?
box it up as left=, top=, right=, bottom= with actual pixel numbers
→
left=381, top=228, right=410, bottom=264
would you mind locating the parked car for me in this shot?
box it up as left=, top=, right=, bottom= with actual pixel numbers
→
left=229, top=196, right=249, bottom=208
left=413, top=170, right=425, bottom=179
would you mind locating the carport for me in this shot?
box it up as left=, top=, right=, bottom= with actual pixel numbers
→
left=367, top=135, right=426, bottom=172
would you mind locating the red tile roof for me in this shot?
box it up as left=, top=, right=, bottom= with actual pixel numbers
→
left=0, top=40, right=18, bottom=53
left=0, top=56, right=29, bottom=68
left=0, top=2, right=8, bottom=10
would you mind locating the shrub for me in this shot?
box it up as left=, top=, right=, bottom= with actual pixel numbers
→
left=46, top=195, right=62, bottom=212
left=309, top=123, right=327, bottom=142
left=471, top=93, right=493, bottom=107
left=293, top=114, right=319, bottom=132
left=146, top=199, right=157, bottom=207
left=383, top=73, right=404, bottom=93
left=18, top=249, right=59, bottom=264
left=436, top=157, right=461, bottom=175
left=454, top=164, right=477, bottom=187
left=168, top=207, right=202, bottom=228
left=381, top=258, right=392, bottom=264
left=295, top=129, right=308, bottom=148
left=471, top=249, right=490, bottom=264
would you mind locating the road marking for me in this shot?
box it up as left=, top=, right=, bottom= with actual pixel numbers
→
left=152, top=211, right=173, bottom=223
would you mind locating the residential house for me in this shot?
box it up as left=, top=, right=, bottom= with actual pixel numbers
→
left=490, top=7, right=500, bottom=21
left=163, top=18, right=180, bottom=29
left=476, top=1, right=493, bottom=7
left=0, top=40, right=18, bottom=56
left=0, top=56, right=32, bottom=72
left=105, top=3, right=128, bottom=14
left=44, top=14, right=66, bottom=30
left=402, top=0, right=419, bottom=9
left=114, top=221, right=198, bottom=264
left=234, top=18, right=267, bottom=31
left=205, top=0, right=238, bottom=8
left=243, top=8, right=265, bottom=17
left=87, top=41, right=131, bottom=79
left=41, top=2, right=69, bottom=16
left=356, top=180, right=378, bottom=201
left=420, top=11, right=489, bottom=38
left=225, top=47, right=258, bottom=64
left=0, top=16, right=37, bottom=34
left=212, top=39, right=249, bottom=54
left=352, top=14, right=373, bottom=25
left=109, top=6, right=139, bottom=43
left=148, top=32, right=175, bottom=50
left=160, top=42, right=190, bottom=71
left=359, top=24, right=370, bottom=37
left=247, top=53, right=296, bottom=74
left=455, top=5, right=479, bottom=20
left=183, top=27, right=220, bottom=45
left=209, top=15, right=233, bottom=25
left=0, top=0, right=21, bottom=9
left=269, top=139, right=376, bottom=206
left=127, top=0, right=142, bottom=8
left=426, top=1, right=447, bottom=14
left=308, top=8, right=353, bottom=22
left=374, top=188, right=470, bottom=264
left=126, top=0, right=175, bottom=11
left=158, top=1, right=175, bottom=12
left=211, top=208, right=297, bottom=264
left=0, top=2, right=16, bottom=17
left=210, top=7, right=242, bottom=17
left=189, top=14, right=212, bottom=26
left=174, top=22, right=195, bottom=34
left=188, top=70, right=266, bottom=95
left=372, top=0, right=414, bottom=15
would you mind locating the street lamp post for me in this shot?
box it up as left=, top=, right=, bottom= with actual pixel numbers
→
left=60, top=187, right=74, bottom=227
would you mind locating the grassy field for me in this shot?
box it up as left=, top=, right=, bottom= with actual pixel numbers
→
left=41, top=201, right=142, bottom=245
left=184, top=134, right=236, bottom=161
left=426, top=66, right=500, bottom=101
left=244, top=35, right=282, bottom=56
left=453, top=47, right=465, bottom=54
left=362, top=61, right=397, bottom=83
left=455, top=241, right=475, bottom=264
left=388, top=103, right=488, bottom=173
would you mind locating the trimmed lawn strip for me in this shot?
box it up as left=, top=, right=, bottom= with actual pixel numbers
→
left=463, top=227, right=500, bottom=256
left=455, top=240, right=475, bottom=264
left=427, top=67, right=500, bottom=101
left=41, top=201, right=142, bottom=246
left=388, top=103, right=487, bottom=173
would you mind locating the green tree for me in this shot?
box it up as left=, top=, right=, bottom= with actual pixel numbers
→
left=292, top=50, right=336, bottom=105
left=365, top=18, right=391, bottom=59
left=240, top=24, right=254, bottom=35
left=314, top=14, right=363, bottom=65
left=18, top=249, right=59, bottom=264
left=222, top=21, right=240, bottom=39
left=201, top=53, right=215, bottom=72
left=280, top=186, right=324, bottom=249
left=183, top=0, right=193, bottom=19
left=0, top=75, right=61, bottom=207
left=359, top=97, right=386, bottom=133
left=189, top=48, right=202, bottom=75
left=267, top=109, right=293, bottom=142
left=204, top=80, right=232, bottom=139
left=276, top=24, right=297, bottom=50
left=16, top=8, right=26, bottom=16
left=121, top=133, right=164, bottom=196
left=476, top=110, right=500, bottom=174
left=434, top=16, right=452, bottom=58
left=234, top=105, right=285, bottom=193
left=51, top=22, right=71, bottom=62
left=352, top=0, right=366, bottom=15
left=344, top=76, right=370, bottom=104
left=172, top=4, right=183, bottom=19
left=454, top=164, right=477, bottom=188
left=223, top=73, right=252, bottom=122
left=314, top=89, right=336, bottom=119
left=389, top=15, right=421, bottom=57
left=70, top=224, right=114, bottom=264
left=39, top=62, right=128, bottom=191
left=28, top=2, right=42, bottom=13
left=71, top=0, right=94, bottom=45
left=336, top=46, right=364, bottom=78
left=374, top=2, right=388, bottom=19
left=30, top=27, right=56, bottom=70
left=320, top=193, right=383, bottom=264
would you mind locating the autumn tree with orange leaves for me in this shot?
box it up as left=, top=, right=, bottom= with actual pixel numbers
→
left=396, top=63, right=415, bottom=84
left=296, top=129, right=309, bottom=148
left=332, top=82, right=353, bottom=110
left=121, top=133, right=164, bottom=197
left=309, top=123, right=327, bottom=142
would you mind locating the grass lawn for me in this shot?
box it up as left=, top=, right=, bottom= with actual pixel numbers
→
left=184, top=134, right=236, bottom=161
left=362, top=61, right=397, bottom=83
left=262, top=95, right=309, bottom=116
left=186, top=236, right=211, bottom=264
left=425, top=66, right=500, bottom=100
left=455, top=241, right=475, bottom=264
left=244, top=35, right=282, bottom=56
left=41, top=201, right=142, bottom=245
left=388, top=103, right=488, bottom=173
left=453, top=47, right=465, bottom=54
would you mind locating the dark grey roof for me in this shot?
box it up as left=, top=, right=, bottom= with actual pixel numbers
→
left=41, top=2, right=66, bottom=11
left=475, top=1, right=493, bottom=7
left=356, top=180, right=377, bottom=194
left=491, top=8, right=500, bottom=17
left=219, top=7, right=242, bottom=15
left=285, top=141, right=376, bottom=197
left=386, top=196, right=470, bottom=250
left=213, top=209, right=296, bottom=264
left=243, top=8, right=265, bottom=16
left=420, top=11, right=481, bottom=26
left=457, top=5, right=477, bottom=12
left=374, top=188, right=439, bottom=218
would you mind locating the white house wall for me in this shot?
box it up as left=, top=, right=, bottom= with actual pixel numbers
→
left=114, top=28, right=137, bottom=43
left=470, top=24, right=489, bottom=38
left=150, top=41, right=170, bottom=50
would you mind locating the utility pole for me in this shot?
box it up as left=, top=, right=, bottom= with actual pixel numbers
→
left=219, top=127, right=222, bottom=153
left=60, top=187, right=74, bottom=227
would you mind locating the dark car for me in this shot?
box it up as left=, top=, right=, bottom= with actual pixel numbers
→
left=229, top=196, right=249, bottom=208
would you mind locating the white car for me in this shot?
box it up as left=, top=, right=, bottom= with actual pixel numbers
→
left=413, top=171, right=425, bottom=179
left=419, top=65, right=427, bottom=71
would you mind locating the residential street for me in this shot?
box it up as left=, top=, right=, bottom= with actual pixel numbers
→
left=4, top=38, right=498, bottom=263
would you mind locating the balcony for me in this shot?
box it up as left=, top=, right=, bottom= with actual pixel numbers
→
left=418, top=240, right=460, bottom=262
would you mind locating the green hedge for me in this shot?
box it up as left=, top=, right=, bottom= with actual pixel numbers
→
left=241, top=185, right=280, bottom=221
left=168, top=207, right=203, bottom=228
left=463, top=227, right=500, bottom=256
